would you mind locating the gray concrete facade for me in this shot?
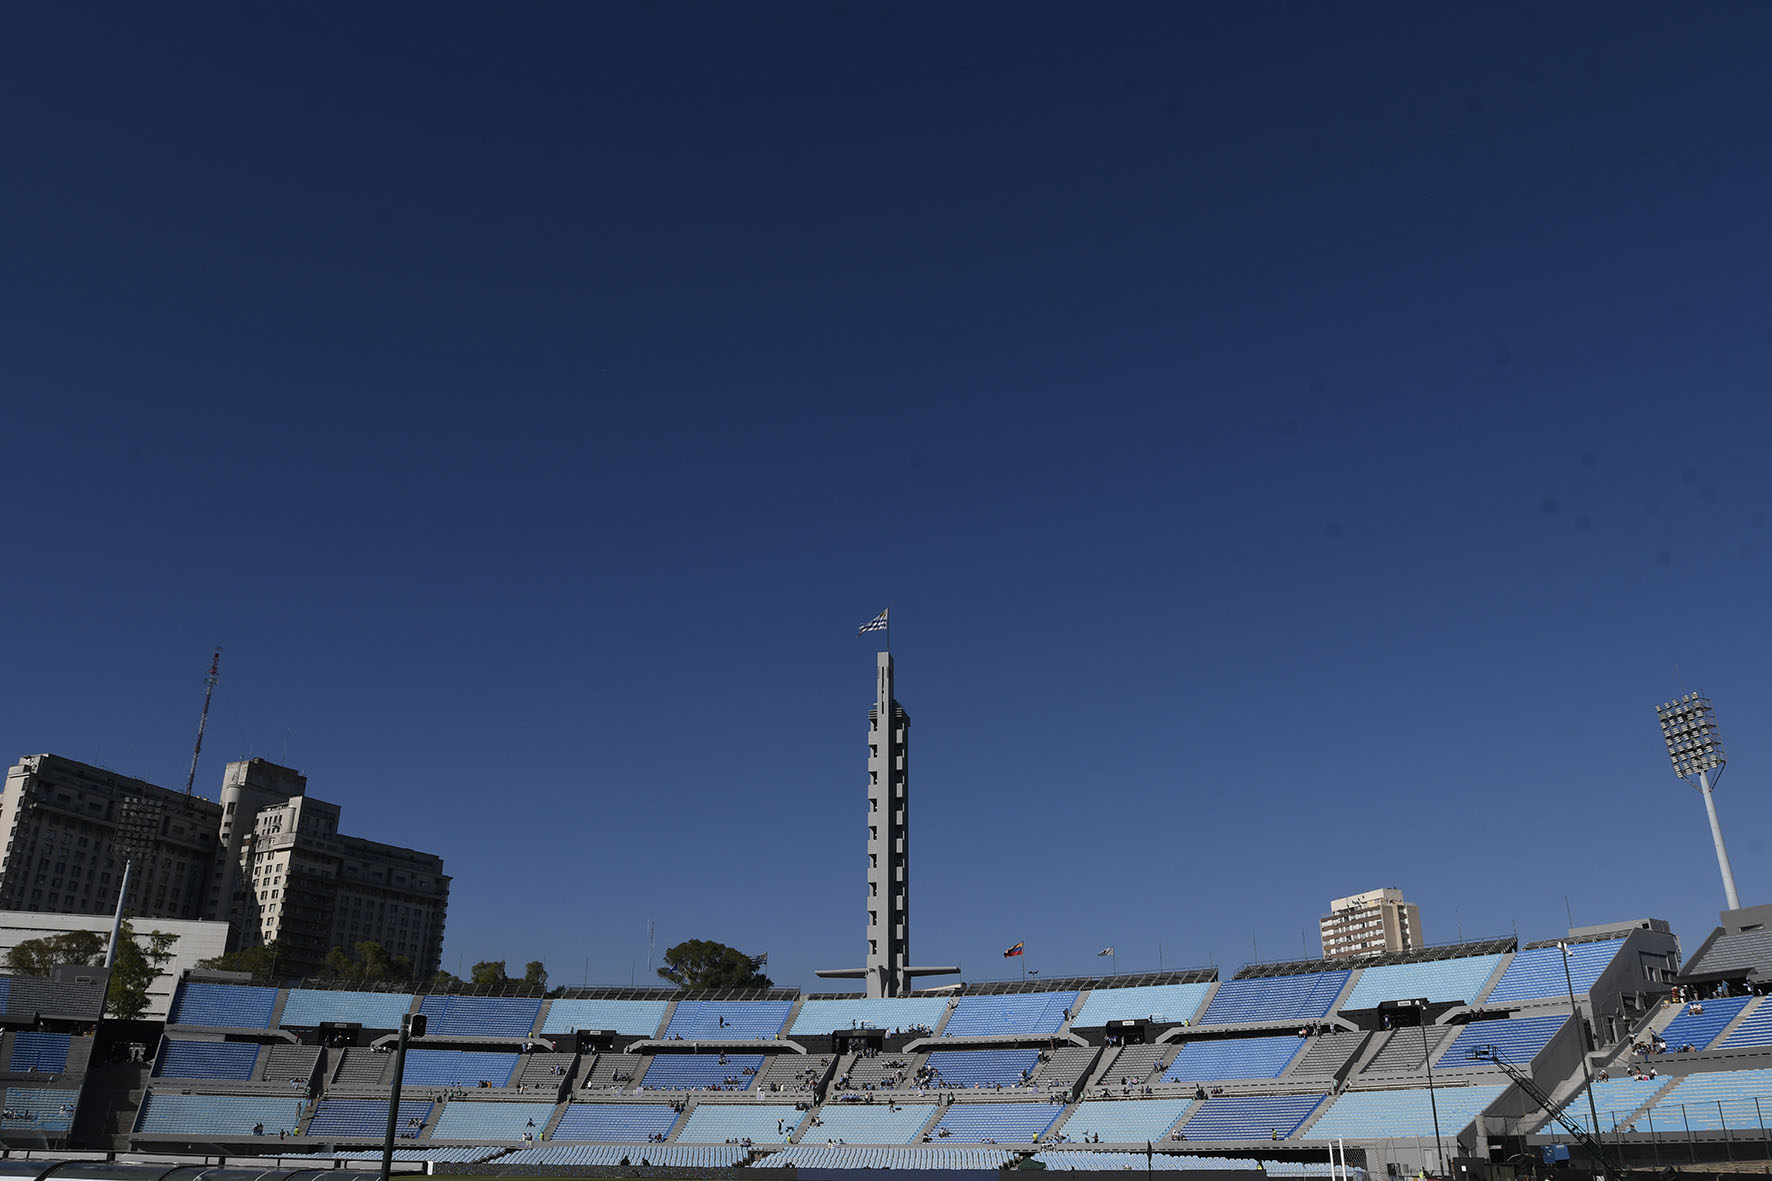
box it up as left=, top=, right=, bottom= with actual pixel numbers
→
left=866, top=651, right=911, bottom=997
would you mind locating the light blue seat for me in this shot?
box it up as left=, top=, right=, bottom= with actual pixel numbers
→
left=1436, top=1015, right=1567, bottom=1069
left=553, top=1103, right=681, bottom=1142
left=1557, top=1078, right=1673, bottom=1133
left=799, top=1102, right=936, bottom=1144
left=1483, top=941, right=1622, bottom=1005
left=417, top=995, right=542, bottom=1038
left=1178, top=1093, right=1325, bottom=1141
left=154, top=1039, right=258, bottom=1080
left=1304, top=1085, right=1505, bottom=1140
left=170, top=982, right=278, bottom=1029
left=766, top=1146, right=1018, bottom=1169
left=1199, top=973, right=1349, bottom=1026
left=279, top=990, right=415, bottom=1030
left=662, top=1000, right=793, bottom=1039
left=942, top=992, right=1079, bottom=1038
left=925, top=1048, right=1040, bottom=1088
left=641, top=1053, right=762, bottom=1090
left=9, top=1031, right=71, bottom=1073
left=676, top=1102, right=803, bottom=1143
left=1162, top=1036, right=1303, bottom=1081
left=928, top=1102, right=1061, bottom=1143
left=1073, top=984, right=1213, bottom=1029
left=133, top=1092, right=304, bottom=1136
left=428, top=1101, right=556, bottom=1141
left=543, top=999, right=669, bottom=1037
left=1058, top=1099, right=1192, bottom=1143
left=1650, top=1068, right=1772, bottom=1130
left=306, top=1098, right=433, bottom=1139
left=1719, top=999, right=1772, bottom=1048
left=790, top=997, right=950, bottom=1036
left=1034, top=1152, right=1264, bottom=1170
left=1339, top=957, right=1505, bottom=1012
left=0, top=1088, right=80, bottom=1133
left=498, top=1144, right=749, bottom=1168
left=402, top=1049, right=520, bottom=1087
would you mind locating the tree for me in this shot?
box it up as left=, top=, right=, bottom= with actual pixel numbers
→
left=522, top=961, right=547, bottom=989
left=199, top=939, right=292, bottom=980
left=657, top=940, right=771, bottom=990
left=321, top=940, right=414, bottom=983
left=108, top=921, right=176, bottom=1020
left=470, top=960, right=509, bottom=987
left=7, top=930, right=106, bottom=977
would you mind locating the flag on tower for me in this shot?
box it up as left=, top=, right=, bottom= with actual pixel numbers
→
left=1097, top=947, right=1114, bottom=957
left=1003, top=942, right=1024, bottom=958
left=858, top=608, right=890, bottom=635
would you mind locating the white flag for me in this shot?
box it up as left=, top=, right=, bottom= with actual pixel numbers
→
left=1098, top=947, right=1114, bottom=956
left=858, top=608, right=889, bottom=635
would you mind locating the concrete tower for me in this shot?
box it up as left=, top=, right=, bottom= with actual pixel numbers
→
left=866, top=651, right=911, bottom=996
left=818, top=646, right=955, bottom=999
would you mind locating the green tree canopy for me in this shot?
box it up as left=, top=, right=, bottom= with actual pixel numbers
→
left=198, top=939, right=293, bottom=981
left=109, top=921, right=175, bottom=1020
left=7, top=930, right=105, bottom=977
left=657, top=939, right=771, bottom=990
left=320, top=940, right=414, bottom=983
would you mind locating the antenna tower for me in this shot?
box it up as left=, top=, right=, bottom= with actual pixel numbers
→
left=184, top=647, right=222, bottom=795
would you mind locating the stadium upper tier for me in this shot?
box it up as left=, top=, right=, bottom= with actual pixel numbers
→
left=663, top=1000, right=793, bottom=1039
left=1336, top=955, right=1505, bottom=1012
left=1435, top=1014, right=1568, bottom=1069
left=791, top=997, right=950, bottom=1036
left=942, top=992, right=1079, bottom=1038
left=418, top=994, right=543, bottom=1038
left=1482, top=940, right=1622, bottom=1004
left=1199, top=972, right=1350, bottom=1026
left=1162, top=1035, right=1305, bottom=1082
left=169, top=981, right=279, bottom=1028
left=279, top=989, right=415, bottom=1029
left=1072, top=983, right=1213, bottom=1028
left=542, top=999, right=670, bottom=1037
left=1303, top=1085, right=1506, bottom=1141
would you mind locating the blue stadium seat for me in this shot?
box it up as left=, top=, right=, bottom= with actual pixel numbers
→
left=1162, top=1036, right=1304, bottom=1081
left=797, top=1103, right=937, bottom=1144
left=1338, top=956, right=1505, bottom=1012
left=1178, top=1093, right=1325, bottom=1141
left=1198, top=973, right=1349, bottom=1026
left=766, top=1146, right=1018, bottom=1170
left=1435, top=1015, right=1568, bottom=1069
left=790, top=997, right=950, bottom=1037
left=1718, top=999, right=1772, bottom=1049
left=498, top=1144, right=749, bottom=1168
left=662, top=1000, right=793, bottom=1039
left=306, top=1098, right=434, bottom=1139
left=928, top=1102, right=1062, bottom=1143
left=279, top=990, right=415, bottom=1030
left=1058, top=1099, right=1193, bottom=1143
left=169, top=982, right=278, bottom=1029
left=942, top=992, right=1079, bottom=1038
left=429, top=1101, right=556, bottom=1141
left=924, top=1048, right=1041, bottom=1088
left=133, top=1092, right=305, bottom=1137
left=9, top=1031, right=71, bottom=1074
left=553, top=1103, right=681, bottom=1142
left=1072, top=984, right=1213, bottom=1028
left=1660, top=996, right=1752, bottom=1051
left=1483, top=941, right=1622, bottom=1005
left=676, top=1103, right=803, bottom=1143
left=543, top=999, right=670, bottom=1038
left=401, top=1049, right=521, bottom=1087
left=417, top=995, right=542, bottom=1038
left=641, top=1053, right=763, bottom=1090
left=154, top=1039, right=258, bottom=1080
left=1304, top=1086, right=1505, bottom=1140
left=1650, top=1069, right=1772, bottom=1131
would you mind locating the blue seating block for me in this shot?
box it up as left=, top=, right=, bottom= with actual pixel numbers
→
left=1162, top=1036, right=1304, bottom=1081
left=942, top=992, right=1079, bottom=1038
left=154, top=1039, right=258, bottom=1080
left=306, top=1098, right=434, bottom=1140
left=9, top=1031, right=71, bottom=1073
left=928, top=1102, right=1061, bottom=1143
left=170, top=981, right=278, bottom=1029
left=1722, top=999, right=1772, bottom=1049
left=402, top=1049, right=520, bottom=1087
left=418, top=995, right=542, bottom=1038
left=279, top=990, right=415, bottom=1030
left=553, top=1103, right=682, bottom=1142
left=662, top=1000, right=793, bottom=1040
left=1661, top=996, right=1752, bottom=1051
left=1483, top=941, right=1622, bottom=1005
left=1179, top=1093, right=1325, bottom=1141
left=543, top=999, right=670, bottom=1037
left=1199, top=973, right=1349, bottom=1026
left=641, top=1053, right=763, bottom=1090
left=1073, top=984, right=1213, bottom=1029
left=1339, top=956, right=1505, bottom=1012
left=1436, top=1015, right=1567, bottom=1069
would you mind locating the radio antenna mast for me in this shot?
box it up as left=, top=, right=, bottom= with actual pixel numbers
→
left=184, top=647, right=222, bottom=795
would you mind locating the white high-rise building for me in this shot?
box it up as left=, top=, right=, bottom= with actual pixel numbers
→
left=1320, top=887, right=1422, bottom=960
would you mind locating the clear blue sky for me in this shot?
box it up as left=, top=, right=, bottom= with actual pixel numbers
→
left=4, top=3, right=1771, bottom=989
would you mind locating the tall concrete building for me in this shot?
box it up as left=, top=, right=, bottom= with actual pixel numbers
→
left=1320, top=887, right=1423, bottom=960
left=819, top=649, right=954, bottom=998
left=0, top=753, right=448, bottom=979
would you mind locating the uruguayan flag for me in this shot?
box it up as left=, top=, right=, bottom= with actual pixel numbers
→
left=857, top=608, right=889, bottom=635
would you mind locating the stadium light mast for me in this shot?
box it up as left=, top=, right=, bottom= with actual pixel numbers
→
left=1656, top=692, right=1740, bottom=909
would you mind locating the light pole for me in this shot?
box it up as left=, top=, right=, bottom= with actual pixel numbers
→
left=1656, top=693, right=1740, bottom=909
left=379, top=1011, right=425, bottom=1181
left=1560, top=942, right=1603, bottom=1168
left=1408, top=998, right=1445, bottom=1176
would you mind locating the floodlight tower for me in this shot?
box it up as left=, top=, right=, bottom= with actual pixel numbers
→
left=1656, top=692, right=1740, bottom=910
